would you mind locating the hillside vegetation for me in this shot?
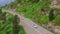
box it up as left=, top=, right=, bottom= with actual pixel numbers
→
left=3, top=0, right=60, bottom=34
left=0, top=8, right=26, bottom=34
left=4, top=0, right=60, bottom=26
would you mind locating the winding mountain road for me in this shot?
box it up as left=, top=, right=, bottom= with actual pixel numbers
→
left=3, top=10, right=54, bottom=34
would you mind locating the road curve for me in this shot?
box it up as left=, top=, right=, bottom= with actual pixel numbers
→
left=3, top=10, right=54, bottom=34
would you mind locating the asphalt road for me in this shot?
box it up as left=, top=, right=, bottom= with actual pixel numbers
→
left=3, top=10, right=54, bottom=34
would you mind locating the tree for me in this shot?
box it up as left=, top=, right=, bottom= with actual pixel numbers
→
left=12, top=15, right=20, bottom=34
left=0, top=8, right=3, bottom=20
left=28, top=0, right=40, bottom=3
left=6, top=31, right=10, bottom=34
left=0, top=7, right=2, bottom=14
left=2, top=12, right=6, bottom=21
left=9, top=2, right=17, bottom=9
left=49, top=10, right=55, bottom=21
left=16, top=0, right=21, bottom=3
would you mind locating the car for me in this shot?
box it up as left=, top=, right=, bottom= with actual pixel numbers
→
left=33, top=24, right=37, bottom=28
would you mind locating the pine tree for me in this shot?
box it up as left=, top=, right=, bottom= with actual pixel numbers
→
left=49, top=10, right=55, bottom=21
left=0, top=7, right=3, bottom=20
left=6, top=31, right=10, bottom=34
left=2, top=12, right=6, bottom=24
left=28, top=0, right=40, bottom=3
left=16, top=0, right=21, bottom=3
left=0, top=7, right=2, bottom=15
left=12, top=15, right=20, bottom=34
left=2, top=12, right=6, bottom=21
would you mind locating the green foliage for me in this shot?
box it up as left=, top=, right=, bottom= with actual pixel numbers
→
left=53, top=16, right=60, bottom=26
left=40, top=15, right=49, bottom=24
left=7, top=12, right=14, bottom=22
left=0, top=13, right=13, bottom=33
left=19, top=25, right=26, bottom=34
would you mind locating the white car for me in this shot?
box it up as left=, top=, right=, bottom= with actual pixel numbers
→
left=33, top=24, right=37, bottom=28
